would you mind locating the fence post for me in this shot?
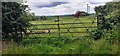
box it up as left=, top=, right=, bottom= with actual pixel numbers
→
left=97, top=16, right=99, bottom=30
left=57, top=16, right=60, bottom=38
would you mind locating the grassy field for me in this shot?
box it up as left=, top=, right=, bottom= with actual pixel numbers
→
left=2, top=15, right=119, bottom=54
left=27, top=16, right=97, bottom=38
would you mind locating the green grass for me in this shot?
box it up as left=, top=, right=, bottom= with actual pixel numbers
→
left=27, top=16, right=97, bottom=38
left=30, top=16, right=96, bottom=24
left=2, top=15, right=119, bottom=54
left=2, top=36, right=119, bottom=54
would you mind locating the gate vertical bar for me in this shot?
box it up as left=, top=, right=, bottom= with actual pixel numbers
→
left=57, top=16, right=60, bottom=38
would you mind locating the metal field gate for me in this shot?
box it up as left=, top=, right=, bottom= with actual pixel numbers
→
left=27, top=16, right=97, bottom=38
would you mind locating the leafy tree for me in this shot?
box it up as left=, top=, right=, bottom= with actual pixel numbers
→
left=93, top=2, right=120, bottom=40
left=2, top=2, right=31, bottom=42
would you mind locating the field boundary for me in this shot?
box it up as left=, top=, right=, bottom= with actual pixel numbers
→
left=27, top=16, right=97, bottom=37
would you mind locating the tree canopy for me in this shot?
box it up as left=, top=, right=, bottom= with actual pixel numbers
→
left=93, top=2, right=120, bottom=40
left=2, top=2, right=33, bottom=42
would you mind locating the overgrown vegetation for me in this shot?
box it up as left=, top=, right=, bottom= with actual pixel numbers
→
left=2, top=2, right=120, bottom=54
left=2, top=2, right=35, bottom=42
left=93, top=2, right=120, bottom=40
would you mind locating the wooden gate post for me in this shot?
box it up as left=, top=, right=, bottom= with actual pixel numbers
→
left=54, top=16, right=60, bottom=37
left=57, top=16, right=60, bottom=38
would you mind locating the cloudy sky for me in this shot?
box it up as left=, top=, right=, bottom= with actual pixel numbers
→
left=25, top=0, right=113, bottom=16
